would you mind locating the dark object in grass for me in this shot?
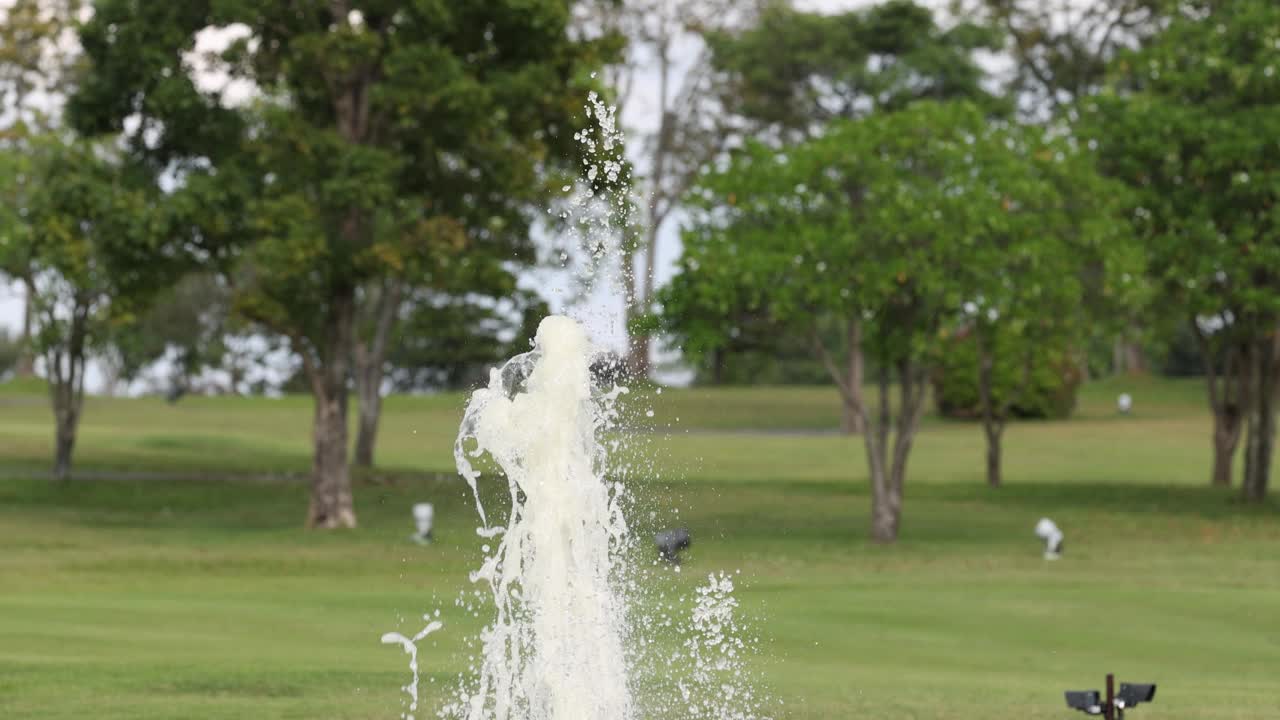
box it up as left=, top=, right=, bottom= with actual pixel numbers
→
left=655, top=528, right=691, bottom=564
left=1036, top=517, right=1064, bottom=560
left=1065, top=673, right=1156, bottom=718
left=1064, top=690, right=1101, bottom=715
left=1117, top=683, right=1156, bottom=710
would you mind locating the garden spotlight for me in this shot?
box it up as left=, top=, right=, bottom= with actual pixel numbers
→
left=1064, top=674, right=1156, bottom=719
left=1064, top=690, right=1102, bottom=715
left=1117, top=393, right=1132, bottom=414
left=1116, top=683, right=1156, bottom=709
left=1035, top=517, right=1064, bottom=559
left=655, top=528, right=691, bottom=564
left=412, top=503, right=435, bottom=544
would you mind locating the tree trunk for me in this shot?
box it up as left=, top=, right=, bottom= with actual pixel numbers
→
left=814, top=319, right=906, bottom=538
left=625, top=319, right=651, bottom=379
left=1123, top=339, right=1146, bottom=375
left=53, top=409, right=77, bottom=481
left=306, top=284, right=358, bottom=529
left=869, top=481, right=898, bottom=543
left=975, top=337, right=1004, bottom=488
left=15, top=275, right=35, bottom=378
left=865, top=366, right=894, bottom=543
left=46, top=297, right=90, bottom=482
left=629, top=210, right=664, bottom=379
left=353, top=280, right=402, bottom=469
left=354, top=385, right=381, bottom=469
left=984, top=422, right=1003, bottom=489
left=840, top=319, right=865, bottom=434
left=1242, top=332, right=1278, bottom=503
left=1211, top=416, right=1241, bottom=488
left=885, top=358, right=928, bottom=538
left=1195, top=320, right=1246, bottom=488
left=313, top=42, right=375, bottom=521
left=309, top=384, right=356, bottom=528
left=1113, top=334, right=1145, bottom=375
left=840, top=395, right=861, bottom=435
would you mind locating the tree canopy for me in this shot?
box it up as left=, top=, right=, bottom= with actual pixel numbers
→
left=707, top=0, right=1006, bottom=140
left=70, top=0, right=615, bottom=526
left=1081, top=0, right=1280, bottom=500
left=663, top=100, right=1129, bottom=538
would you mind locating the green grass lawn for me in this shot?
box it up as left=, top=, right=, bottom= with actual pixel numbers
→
left=1, top=376, right=1277, bottom=719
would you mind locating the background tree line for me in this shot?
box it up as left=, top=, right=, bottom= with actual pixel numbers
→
left=0, top=0, right=1276, bottom=541
left=656, top=0, right=1278, bottom=540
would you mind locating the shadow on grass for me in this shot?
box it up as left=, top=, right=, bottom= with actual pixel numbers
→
left=926, top=482, right=1278, bottom=518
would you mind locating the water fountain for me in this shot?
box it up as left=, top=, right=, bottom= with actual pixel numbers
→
left=450, top=315, right=634, bottom=720
left=384, top=91, right=771, bottom=720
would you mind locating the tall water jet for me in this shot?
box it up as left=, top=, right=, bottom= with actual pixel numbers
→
left=384, top=86, right=773, bottom=720
left=451, top=315, right=633, bottom=720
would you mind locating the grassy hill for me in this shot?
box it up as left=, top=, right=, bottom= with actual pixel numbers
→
left=1, top=376, right=1277, bottom=719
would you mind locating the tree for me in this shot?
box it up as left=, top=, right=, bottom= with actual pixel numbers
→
left=970, top=0, right=1165, bottom=375
left=971, top=0, right=1162, bottom=118
left=72, top=1, right=613, bottom=527
left=666, top=101, right=1096, bottom=541
left=693, top=0, right=1003, bottom=431
left=19, top=138, right=164, bottom=480
left=945, top=129, right=1135, bottom=487
left=0, top=0, right=85, bottom=379
left=384, top=286, right=548, bottom=393
left=933, top=331, right=1083, bottom=420
left=1081, top=0, right=1280, bottom=499
left=352, top=234, right=541, bottom=467
left=107, top=272, right=236, bottom=395
left=708, top=0, right=1005, bottom=140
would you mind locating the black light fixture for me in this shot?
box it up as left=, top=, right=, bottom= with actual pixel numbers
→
left=654, top=528, right=691, bottom=564
left=1116, top=683, right=1157, bottom=710
left=1064, top=674, right=1157, bottom=719
left=1064, top=690, right=1102, bottom=715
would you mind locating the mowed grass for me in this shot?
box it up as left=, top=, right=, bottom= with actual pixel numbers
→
left=1, top=376, right=1278, bottom=719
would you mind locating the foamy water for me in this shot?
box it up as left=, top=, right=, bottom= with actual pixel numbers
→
left=450, top=316, right=633, bottom=720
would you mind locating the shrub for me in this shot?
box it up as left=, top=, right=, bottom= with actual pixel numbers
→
left=932, top=330, right=1081, bottom=420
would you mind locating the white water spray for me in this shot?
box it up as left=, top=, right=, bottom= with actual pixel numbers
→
left=381, top=618, right=444, bottom=720
left=384, top=85, right=773, bottom=719
left=450, top=316, right=633, bottom=720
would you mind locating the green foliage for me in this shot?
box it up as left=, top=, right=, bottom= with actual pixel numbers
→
left=932, top=329, right=1082, bottom=420
left=664, top=101, right=1127, bottom=375
left=386, top=288, right=548, bottom=392
left=21, top=138, right=168, bottom=361
left=1081, top=0, right=1280, bottom=345
left=109, top=273, right=236, bottom=386
left=70, top=0, right=615, bottom=366
left=707, top=0, right=1007, bottom=137
left=972, top=0, right=1164, bottom=116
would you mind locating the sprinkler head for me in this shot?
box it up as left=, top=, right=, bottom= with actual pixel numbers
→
left=1118, top=393, right=1133, bottom=414
left=655, top=528, right=691, bottom=565
left=412, top=503, right=435, bottom=545
left=1035, top=517, right=1064, bottom=559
